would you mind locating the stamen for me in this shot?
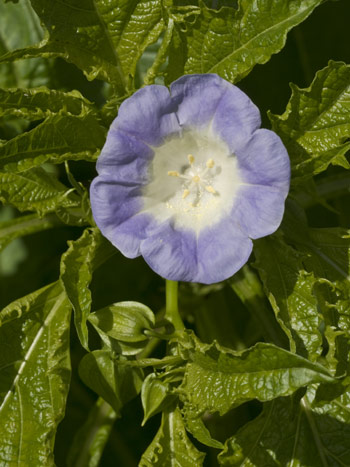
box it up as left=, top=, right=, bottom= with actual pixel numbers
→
left=188, top=154, right=195, bottom=165
left=168, top=170, right=180, bottom=177
left=192, top=175, right=200, bottom=183
left=205, top=185, right=216, bottom=194
left=182, top=189, right=190, bottom=199
left=206, top=159, right=215, bottom=168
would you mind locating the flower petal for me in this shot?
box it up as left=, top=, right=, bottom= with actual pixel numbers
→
left=140, top=217, right=253, bottom=284
left=197, top=217, right=253, bottom=284
left=113, top=85, right=180, bottom=146
left=96, top=129, right=153, bottom=183
left=170, top=74, right=261, bottom=150
left=90, top=176, right=150, bottom=257
left=236, top=129, right=291, bottom=190
left=233, top=185, right=287, bottom=239
left=140, top=223, right=198, bottom=282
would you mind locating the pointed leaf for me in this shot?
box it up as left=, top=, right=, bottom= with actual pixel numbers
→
left=60, top=228, right=116, bottom=350
left=168, top=0, right=324, bottom=83
left=0, top=282, right=71, bottom=466
left=0, top=114, right=106, bottom=173
left=254, top=236, right=323, bottom=360
left=78, top=350, right=143, bottom=415
left=141, top=373, right=174, bottom=425
left=270, top=61, right=350, bottom=182
left=0, top=167, right=79, bottom=216
left=178, top=335, right=334, bottom=417
left=0, top=87, right=99, bottom=120
left=140, top=408, right=205, bottom=467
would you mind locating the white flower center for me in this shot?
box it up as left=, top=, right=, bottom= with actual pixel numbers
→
left=142, top=129, right=242, bottom=233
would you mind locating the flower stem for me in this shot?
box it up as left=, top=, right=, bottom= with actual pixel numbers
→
left=165, top=280, right=185, bottom=331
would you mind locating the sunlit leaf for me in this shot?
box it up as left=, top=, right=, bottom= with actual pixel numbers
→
left=0, top=282, right=71, bottom=466
left=254, top=235, right=323, bottom=360
left=270, top=61, right=350, bottom=182
left=60, top=227, right=116, bottom=350
left=178, top=334, right=334, bottom=418
left=0, top=113, right=106, bottom=172
left=167, top=0, right=324, bottom=83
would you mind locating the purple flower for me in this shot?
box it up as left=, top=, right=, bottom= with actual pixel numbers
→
left=90, top=74, right=290, bottom=284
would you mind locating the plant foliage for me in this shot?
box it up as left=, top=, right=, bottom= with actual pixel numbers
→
left=0, top=0, right=349, bottom=465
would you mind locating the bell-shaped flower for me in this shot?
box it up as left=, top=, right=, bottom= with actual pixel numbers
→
left=90, top=74, right=290, bottom=284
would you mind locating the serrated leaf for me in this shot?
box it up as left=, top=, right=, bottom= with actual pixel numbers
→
left=78, top=350, right=143, bottom=415
left=60, top=227, right=116, bottom=350
left=178, top=335, right=334, bottom=418
left=67, top=398, right=117, bottom=467
left=0, top=282, right=71, bottom=466
left=0, top=212, right=60, bottom=254
left=0, top=0, right=49, bottom=88
left=219, top=385, right=350, bottom=466
left=270, top=61, right=350, bottom=182
left=254, top=236, right=323, bottom=360
left=140, top=407, right=205, bottom=467
left=0, top=87, right=98, bottom=120
left=0, top=113, right=106, bottom=172
left=0, top=0, right=166, bottom=90
left=0, top=167, right=79, bottom=216
left=88, top=301, right=155, bottom=343
left=167, top=0, right=324, bottom=83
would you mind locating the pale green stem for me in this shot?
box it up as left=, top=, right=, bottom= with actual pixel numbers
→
left=165, top=280, right=184, bottom=331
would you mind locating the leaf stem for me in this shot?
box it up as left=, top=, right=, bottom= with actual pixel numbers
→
left=165, top=280, right=185, bottom=331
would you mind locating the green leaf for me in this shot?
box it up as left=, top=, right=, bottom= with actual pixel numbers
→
left=0, top=212, right=60, bottom=254
left=178, top=334, right=334, bottom=418
left=60, top=227, right=116, bottom=350
left=167, top=0, right=324, bottom=83
left=0, top=87, right=99, bottom=120
left=0, top=0, right=166, bottom=90
left=141, top=373, right=174, bottom=425
left=67, top=398, right=117, bottom=467
left=88, top=301, right=155, bottom=343
left=0, top=167, right=79, bottom=216
left=0, top=113, right=106, bottom=172
left=0, top=0, right=49, bottom=88
left=140, top=407, right=206, bottom=467
left=0, top=282, right=71, bottom=466
left=184, top=415, right=223, bottom=450
left=270, top=61, right=350, bottom=183
left=254, top=235, right=323, bottom=360
left=218, top=385, right=350, bottom=466
left=78, top=350, right=143, bottom=415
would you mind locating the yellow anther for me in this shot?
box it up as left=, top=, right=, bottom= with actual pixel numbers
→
left=167, top=170, right=180, bottom=177
left=188, top=154, right=195, bottom=165
left=192, top=175, right=201, bottom=183
left=206, top=159, right=215, bottom=168
left=205, top=185, right=216, bottom=194
left=182, top=189, right=190, bottom=199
